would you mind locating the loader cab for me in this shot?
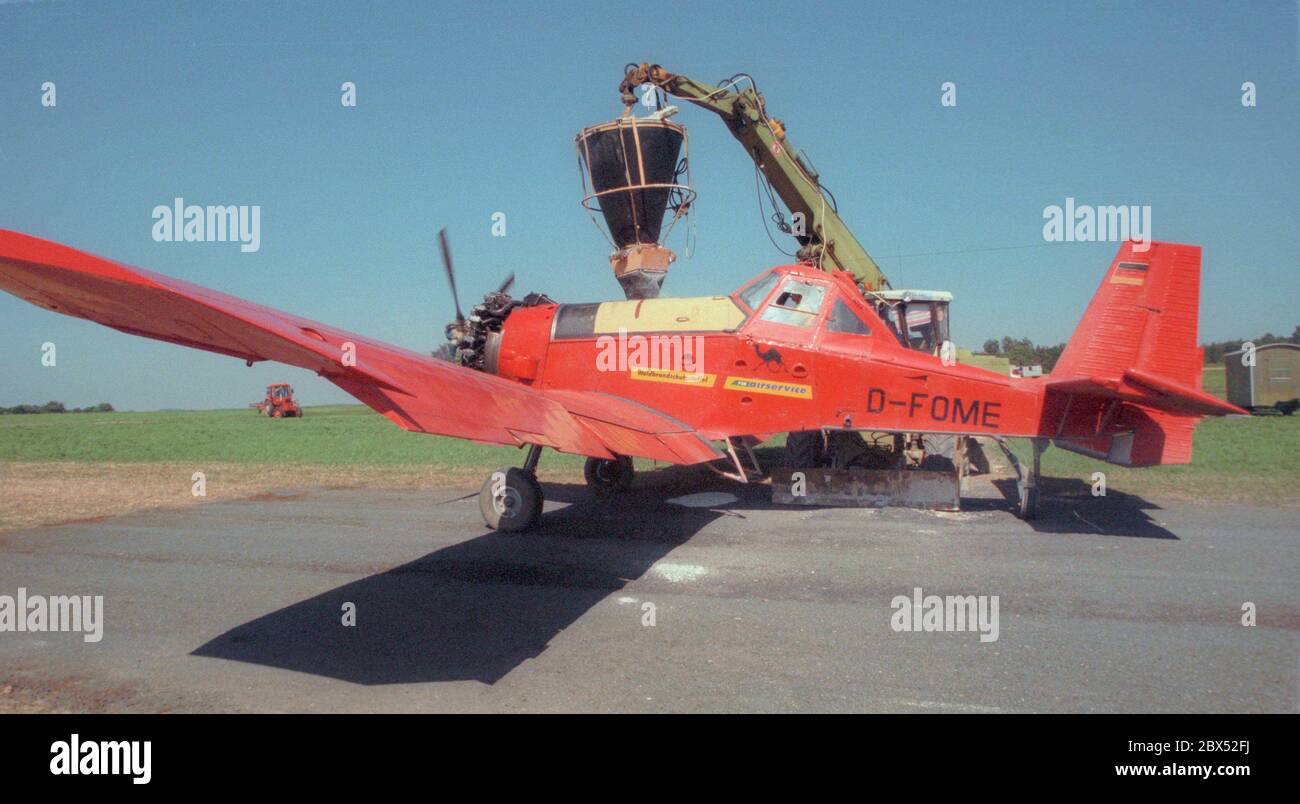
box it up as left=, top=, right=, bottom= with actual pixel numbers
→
left=871, top=289, right=952, bottom=357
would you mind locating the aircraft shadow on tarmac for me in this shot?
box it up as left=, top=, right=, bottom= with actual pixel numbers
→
left=191, top=468, right=1175, bottom=685
left=191, top=478, right=739, bottom=686
left=979, top=477, right=1179, bottom=539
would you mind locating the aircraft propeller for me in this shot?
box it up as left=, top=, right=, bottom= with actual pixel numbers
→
left=436, top=229, right=518, bottom=366
left=438, top=227, right=464, bottom=326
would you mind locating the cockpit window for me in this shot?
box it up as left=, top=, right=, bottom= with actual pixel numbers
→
left=759, top=279, right=826, bottom=328
left=737, top=271, right=780, bottom=311
left=826, top=299, right=871, bottom=336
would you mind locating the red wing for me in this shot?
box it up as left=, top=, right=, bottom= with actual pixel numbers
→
left=0, top=230, right=722, bottom=465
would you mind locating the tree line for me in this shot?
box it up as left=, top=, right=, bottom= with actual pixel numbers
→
left=0, top=401, right=115, bottom=415
left=981, top=337, right=1066, bottom=371
left=981, top=325, right=1298, bottom=372
left=1199, top=326, right=1300, bottom=364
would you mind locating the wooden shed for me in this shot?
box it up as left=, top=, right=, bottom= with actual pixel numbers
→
left=1223, top=342, right=1300, bottom=414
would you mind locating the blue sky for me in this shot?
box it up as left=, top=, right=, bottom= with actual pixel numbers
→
left=2, top=0, right=1296, bottom=410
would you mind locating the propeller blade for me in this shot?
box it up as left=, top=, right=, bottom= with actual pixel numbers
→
left=438, top=227, right=464, bottom=323
left=496, top=272, right=515, bottom=295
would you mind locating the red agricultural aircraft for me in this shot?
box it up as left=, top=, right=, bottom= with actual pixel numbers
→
left=0, top=230, right=1242, bottom=530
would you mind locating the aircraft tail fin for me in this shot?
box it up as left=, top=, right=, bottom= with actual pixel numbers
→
left=1045, top=242, right=1244, bottom=466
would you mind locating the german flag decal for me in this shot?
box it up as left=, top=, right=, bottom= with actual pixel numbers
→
left=1110, top=261, right=1148, bottom=286
left=724, top=376, right=813, bottom=399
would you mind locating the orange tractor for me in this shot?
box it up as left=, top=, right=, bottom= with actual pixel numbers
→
left=252, top=383, right=302, bottom=418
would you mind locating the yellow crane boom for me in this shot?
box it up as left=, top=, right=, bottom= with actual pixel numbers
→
left=619, top=63, right=891, bottom=291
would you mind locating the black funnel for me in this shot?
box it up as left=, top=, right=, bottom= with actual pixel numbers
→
left=577, top=118, right=685, bottom=248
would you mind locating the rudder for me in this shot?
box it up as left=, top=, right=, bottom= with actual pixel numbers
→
left=1053, top=241, right=1203, bottom=389
left=1047, top=242, right=1241, bottom=466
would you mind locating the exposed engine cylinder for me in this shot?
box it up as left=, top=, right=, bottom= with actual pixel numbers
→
left=445, top=289, right=553, bottom=371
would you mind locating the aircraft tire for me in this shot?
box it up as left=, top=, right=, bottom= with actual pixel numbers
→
left=584, top=455, right=633, bottom=494
left=480, top=467, right=542, bottom=532
left=1017, top=486, right=1038, bottom=520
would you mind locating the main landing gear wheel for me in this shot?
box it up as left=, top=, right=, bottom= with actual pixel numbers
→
left=584, top=455, right=634, bottom=494
left=479, top=467, right=542, bottom=532
left=479, top=444, right=545, bottom=532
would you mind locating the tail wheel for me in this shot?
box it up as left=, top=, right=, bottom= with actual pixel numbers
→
left=1016, top=437, right=1046, bottom=520
left=479, top=467, right=542, bottom=532
left=584, top=455, right=634, bottom=494
left=1017, top=485, right=1039, bottom=520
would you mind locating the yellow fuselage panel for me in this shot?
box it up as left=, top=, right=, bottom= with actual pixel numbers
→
left=592, top=296, right=746, bottom=334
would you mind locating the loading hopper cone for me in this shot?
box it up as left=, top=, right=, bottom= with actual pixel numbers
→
left=577, top=116, right=694, bottom=299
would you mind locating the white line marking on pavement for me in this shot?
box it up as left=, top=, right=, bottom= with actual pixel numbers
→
left=652, top=563, right=708, bottom=583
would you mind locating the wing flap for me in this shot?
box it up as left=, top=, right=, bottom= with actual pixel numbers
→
left=544, top=390, right=722, bottom=464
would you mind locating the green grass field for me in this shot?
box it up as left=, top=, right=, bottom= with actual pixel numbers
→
left=1, top=366, right=1295, bottom=504
left=0, top=405, right=589, bottom=473
left=1202, top=364, right=1226, bottom=398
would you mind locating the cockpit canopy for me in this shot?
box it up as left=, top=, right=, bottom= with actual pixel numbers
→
left=733, top=269, right=951, bottom=356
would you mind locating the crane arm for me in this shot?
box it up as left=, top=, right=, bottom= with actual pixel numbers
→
left=620, top=63, right=890, bottom=291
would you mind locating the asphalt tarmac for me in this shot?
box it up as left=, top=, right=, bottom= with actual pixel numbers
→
left=0, top=476, right=1295, bottom=712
